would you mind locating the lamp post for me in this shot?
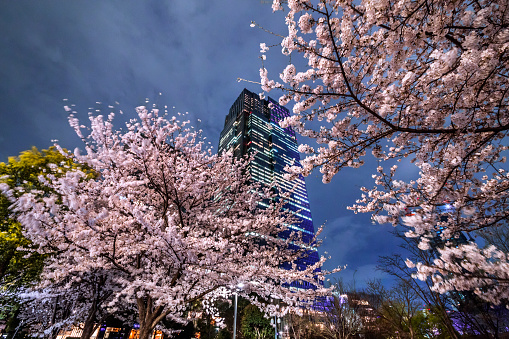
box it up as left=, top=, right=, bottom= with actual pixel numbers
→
left=273, top=300, right=281, bottom=339
left=274, top=316, right=278, bottom=339
left=271, top=316, right=281, bottom=339
left=233, top=283, right=244, bottom=339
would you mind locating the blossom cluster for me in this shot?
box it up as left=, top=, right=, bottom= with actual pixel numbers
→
left=2, top=105, right=337, bottom=336
left=262, top=0, right=509, bottom=304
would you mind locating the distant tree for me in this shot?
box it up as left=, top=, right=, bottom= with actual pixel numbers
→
left=408, top=310, right=447, bottom=339
left=378, top=231, right=460, bottom=339
left=379, top=228, right=509, bottom=338
left=2, top=106, right=337, bottom=339
left=286, top=311, right=324, bottom=339
left=367, top=280, right=423, bottom=339
left=318, top=280, right=365, bottom=339
left=213, top=295, right=250, bottom=339
left=478, top=221, right=509, bottom=254
left=217, top=328, right=232, bottom=339
left=450, top=290, right=509, bottom=338
left=241, top=305, right=273, bottom=339
left=259, top=0, right=509, bottom=304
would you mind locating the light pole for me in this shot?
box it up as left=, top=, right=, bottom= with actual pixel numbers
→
left=233, top=283, right=244, bottom=339
left=274, top=316, right=278, bottom=339
left=271, top=316, right=282, bottom=339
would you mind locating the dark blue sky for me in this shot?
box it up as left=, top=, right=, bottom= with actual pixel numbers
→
left=0, top=0, right=405, bottom=288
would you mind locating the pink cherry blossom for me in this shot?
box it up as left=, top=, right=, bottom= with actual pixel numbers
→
left=262, top=0, right=509, bottom=304
left=2, top=105, right=340, bottom=338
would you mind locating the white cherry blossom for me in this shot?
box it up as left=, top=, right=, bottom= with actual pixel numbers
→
left=3, top=106, right=338, bottom=339
left=262, top=0, right=509, bottom=304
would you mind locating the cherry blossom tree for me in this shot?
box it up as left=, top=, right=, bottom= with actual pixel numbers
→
left=258, top=0, right=509, bottom=304
left=18, top=268, right=120, bottom=339
left=2, top=106, right=335, bottom=339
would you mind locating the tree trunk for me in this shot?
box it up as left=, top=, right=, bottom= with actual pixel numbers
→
left=80, top=279, right=104, bottom=339
left=408, top=326, right=414, bottom=339
left=436, top=305, right=459, bottom=339
left=137, top=296, right=167, bottom=339
left=49, top=295, right=60, bottom=339
left=80, top=307, right=98, bottom=339
left=138, top=325, right=154, bottom=339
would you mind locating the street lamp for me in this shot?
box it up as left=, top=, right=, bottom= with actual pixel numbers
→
left=233, top=283, right=244, bottom=339
left=271, top=316, right=281, bottom=339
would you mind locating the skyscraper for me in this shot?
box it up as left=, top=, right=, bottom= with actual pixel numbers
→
left=218, top=88, right=320, bottom=289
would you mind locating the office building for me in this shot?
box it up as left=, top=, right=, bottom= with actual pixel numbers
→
left=218, top=88, right=320, bottom=289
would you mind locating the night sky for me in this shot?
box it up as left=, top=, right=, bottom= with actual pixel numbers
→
left=0, top=0, right=406, bottom=288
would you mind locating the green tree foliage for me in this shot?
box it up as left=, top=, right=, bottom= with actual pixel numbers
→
left=0, top=147, right=84, bottom=287
left=214, top=296, right=250, bottom=339
left=216, top=328, right=232, bottom=339
left=410, top=310, right=452, bottom=339
left=240, top=305, right=272, bottom=339
left=0, top=146, right=93, bottom=326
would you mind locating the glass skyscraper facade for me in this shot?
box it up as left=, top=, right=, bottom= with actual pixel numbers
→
left=218, top=88, right=320, bottom=289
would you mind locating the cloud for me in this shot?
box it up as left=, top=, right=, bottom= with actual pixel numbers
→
left=327, top=264, right=395, bottom=290
left=318, top=215, right=402, bottom=272
left=0, top=0, right=408, bottom=289
left=0, top=0, right=288, bottom=161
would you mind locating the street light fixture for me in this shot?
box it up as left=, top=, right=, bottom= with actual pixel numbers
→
left=233, top=283, right=244, bottom=339
left=271, top=316, right=281, bottom=339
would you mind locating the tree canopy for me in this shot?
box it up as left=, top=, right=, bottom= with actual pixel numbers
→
left=0, top=147, right=96, bottom=338
left=1, top=106, right=336, bottom=339
left=260, top=0, right=509, bottom=304
left=0, top=147, right=89, bottom=291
